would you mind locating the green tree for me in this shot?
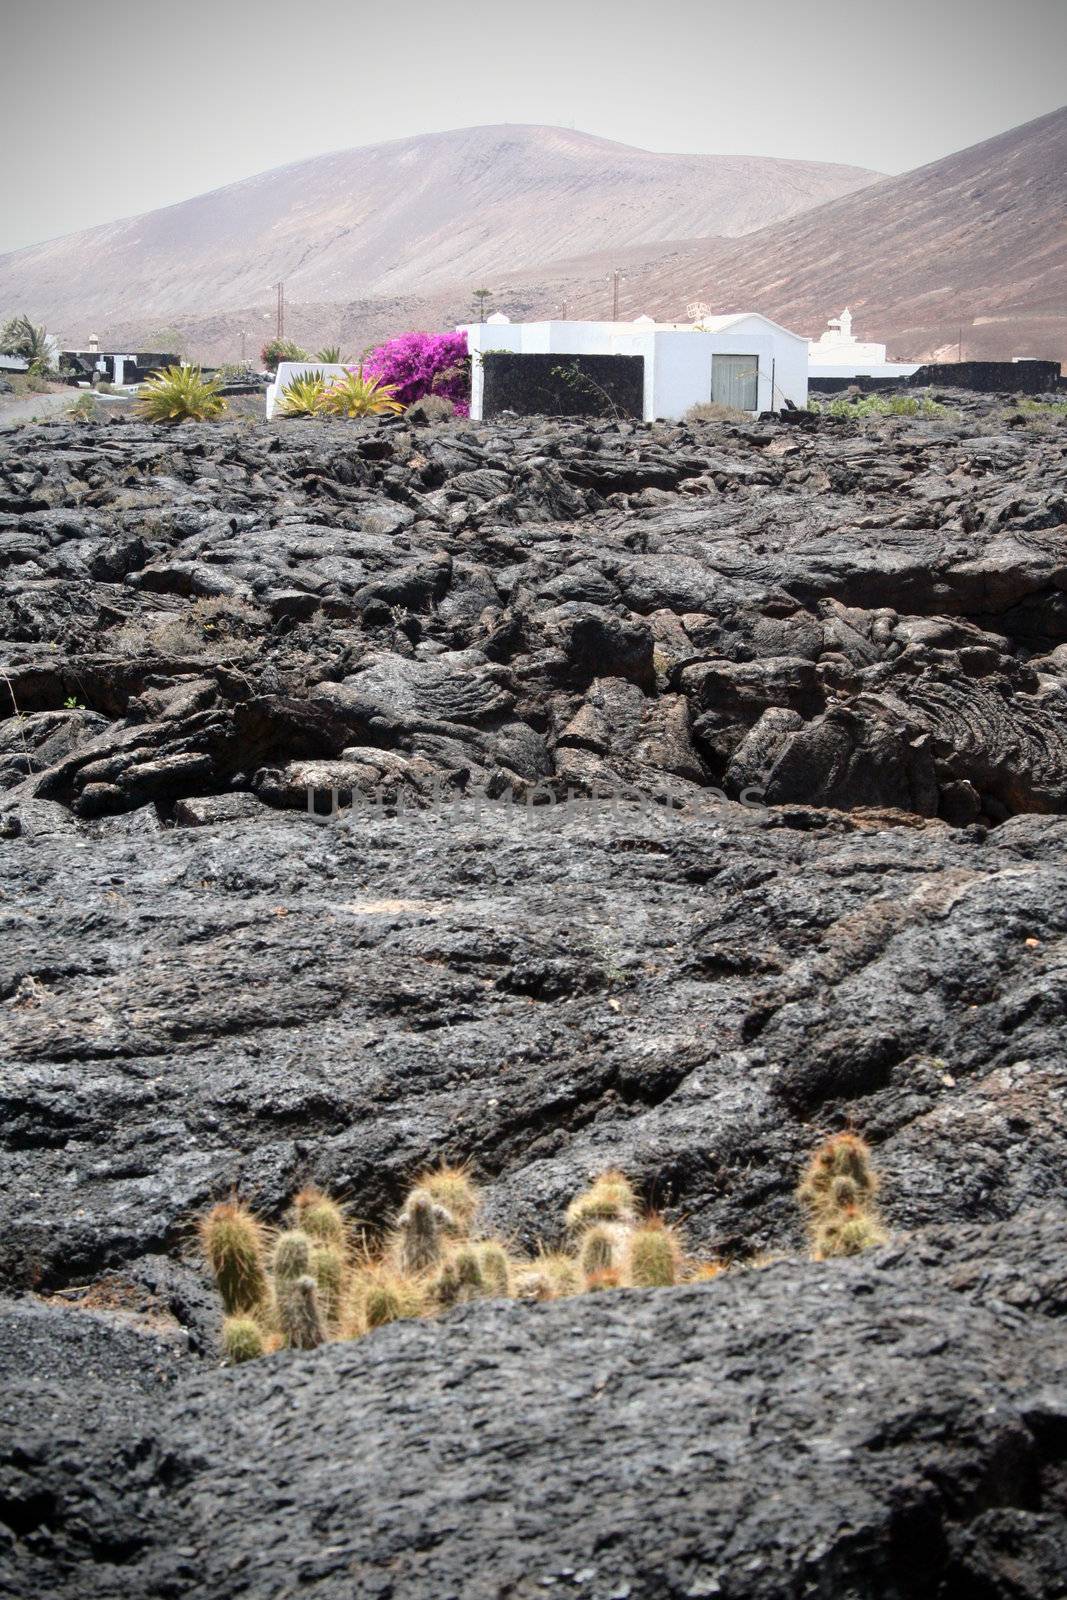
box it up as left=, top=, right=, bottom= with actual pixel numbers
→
left=471, top=288, right=493, bottom=323
left=0, top=314, right=53, bottom=371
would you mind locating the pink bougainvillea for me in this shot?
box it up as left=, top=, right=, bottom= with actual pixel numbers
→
left=359, top=330, right=470, bottom=414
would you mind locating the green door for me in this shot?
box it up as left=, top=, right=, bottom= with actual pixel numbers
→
left=712, top=354, right=759, bottom=410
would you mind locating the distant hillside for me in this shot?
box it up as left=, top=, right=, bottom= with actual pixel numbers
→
left=0, top=124, right=878, bottom=341
left=532, top=106, right=1067, bottom=362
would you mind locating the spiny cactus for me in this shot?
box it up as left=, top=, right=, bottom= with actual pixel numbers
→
left=566, top=1169, right=638, bottom=1230
left=797, top=1133, right=879, bottom=1217
left=310, top=1241, right=346, bottom=1326
left=277, top=1274, right=326, bottom=1350
left=476, top=1241, right=511, bottom=1297
left=294, top=1187, right=347, bottom=1247
left=394, top=1190, right=453, bottom=1273
left=580, top=1225, right=617, bottom=1278
left=223, top=1316, right=266, bottom=1364
left=199, top=1162, right=748, bottom=1364
left=815, top=1211, right=889, bottom=1260
left=199, top=1200, right=268, bottom=1314
left=413, top=1165, right=479, bottom=1234
left=355, top=1269, right=427, bottom=1332
left=272, top=1228, right=312, bottom=1283
left=627, top=1223, right=680, bottom=1288
left=434, top=1246, right=488, bottom=1308
left=798, top=1132, right=888, bottom=1260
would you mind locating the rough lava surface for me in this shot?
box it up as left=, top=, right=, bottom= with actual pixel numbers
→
left=1, top=399, right=1066, bottom=1598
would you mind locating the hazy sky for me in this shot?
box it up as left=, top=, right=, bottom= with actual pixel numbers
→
left=1, top=0, right=1065, bottom=253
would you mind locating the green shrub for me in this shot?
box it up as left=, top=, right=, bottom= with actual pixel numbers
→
left=316, top=345, right=342, bottom=363
left=137, top=365, right=226, bottom=423
left=277, top=371, right=329, bottom=417
left=320, top=367, right=403, bottom=418
left=261, top=338, right=309, bottom=372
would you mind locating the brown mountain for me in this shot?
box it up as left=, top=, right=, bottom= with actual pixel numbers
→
left=504, top=105, right=1067, bottom=362
left=0, top=124, right=878, bottom=342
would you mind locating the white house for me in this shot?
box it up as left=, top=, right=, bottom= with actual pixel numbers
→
left=461, top=313, right=809, bottom=422
left=807, top=308, right=919, bottom=381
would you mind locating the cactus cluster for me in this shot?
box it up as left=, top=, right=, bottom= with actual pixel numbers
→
left=796, top=1132, right=889, bottom=1259
left=200, top=1164, right=712, bottom=1363
left=200, top=1136, right=891, bottom=1363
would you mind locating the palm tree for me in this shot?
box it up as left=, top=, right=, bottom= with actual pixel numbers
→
left=0, top=314, right=53, bottom=370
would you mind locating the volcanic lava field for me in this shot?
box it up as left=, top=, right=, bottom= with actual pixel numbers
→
left=1, top=400, right=1066, bottom=1599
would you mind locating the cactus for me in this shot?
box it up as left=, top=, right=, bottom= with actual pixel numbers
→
left=199, top=1200, right=268, bottom=1315
left=272, top=1228, right=312, bottom=1283
left=294, top=1186, right=346, bottom=1247
left=412, top=1165, right=479, bottom=1234
left=394, top=1190, right=453, bottom=1273
left=355, top=1269, right=426, bottom=1333
left=797, top=1133, right=879, bottom=1217
left=222, top=1316, right=265, bottom=1363
left=798, top=1133, right=888, bottom=1260
left=476, top=1241, right=512, bottom=1297
left=815, top=1211, right=889, bottom=1260
left=628, top=1224, right=679, bottom=1288
left=310, top=1241, right=346, bottom=1326
left=580, top=1225, right=617, bottom=1278
left=433, top=1246, right=488, bottom=1308
left=277, top=1273, right=326, bottom=1350
left=566, top=1169, right=638, bottom=1230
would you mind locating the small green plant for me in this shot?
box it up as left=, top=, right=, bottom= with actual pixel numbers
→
left=809, top=393, right=947, bottom=420
left=315, top=345, right=342, bottom=363
left=137, top=365, right=226, bottom=423
left=277, top=371, right=329, bottom=417
left=66, top=394, right=97, bottom=423
left=320, top=367, right=403, bottom=419
left=63, top=695, right=81, bottom=709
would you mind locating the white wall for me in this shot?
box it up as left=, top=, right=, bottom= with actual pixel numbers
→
left=809, top=361, right=920, bottom=380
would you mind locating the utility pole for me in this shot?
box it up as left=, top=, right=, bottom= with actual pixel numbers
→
left=561, top=299, right=569, bottom=321
left=276, top=282, right=285, bottom=342
left=239, top=330, right=246, bottom=363
left=958, top=326, right=963, bottom=363
left=611, top=269, right=620, bottom=321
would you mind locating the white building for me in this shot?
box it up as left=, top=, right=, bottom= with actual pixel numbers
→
left=807, top=308, right=919, bottom=380
left=462, top=313, right=809, bottom=422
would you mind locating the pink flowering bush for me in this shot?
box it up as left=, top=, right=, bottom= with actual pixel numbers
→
left=360, top=331, right=470, bottom=415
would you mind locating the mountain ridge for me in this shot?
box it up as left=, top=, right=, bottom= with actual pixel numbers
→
left=0, top=122, right=880, bottom=338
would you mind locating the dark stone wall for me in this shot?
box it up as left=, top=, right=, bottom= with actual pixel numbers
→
left=810, top=360, right=1061, bottom=396
left=482, top=353, right=644, bottom=420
